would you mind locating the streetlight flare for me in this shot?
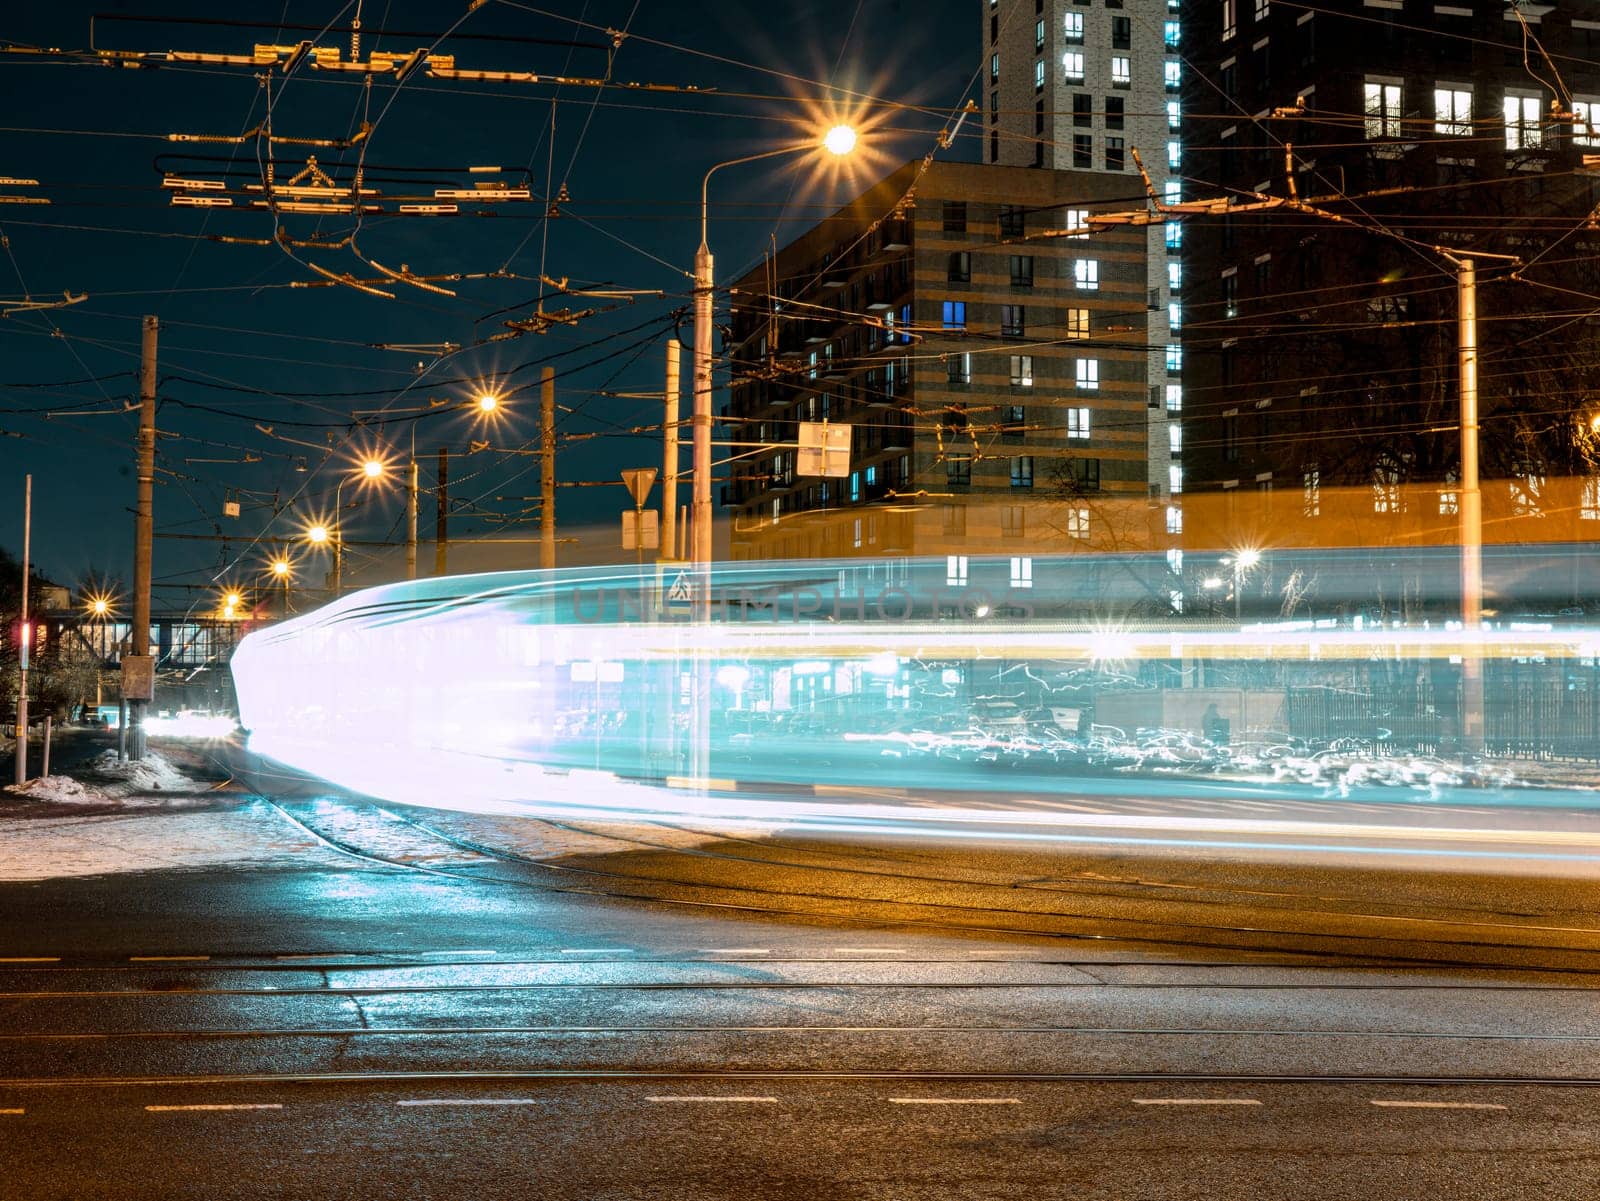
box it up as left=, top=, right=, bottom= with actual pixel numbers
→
left=305, top=524, right=330, bottom=545
left=361, top=458, right=386, bottom=480
left=476, top=393, right=500, bottom=414
left=823, top=124, right=858, bottom=157
left=270, top=557, right=292, bottom=578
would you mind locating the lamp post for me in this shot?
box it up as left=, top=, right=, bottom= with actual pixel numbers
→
left=691, top=126, right=858, bottom=610
left=317, top=458, right=386, bottom=599
left=1229, top=548, right=1260, bottom=624
left=268, top=556, right=292, bottom=618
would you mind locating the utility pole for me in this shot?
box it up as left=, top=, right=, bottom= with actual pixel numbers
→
left=13, top=474, right=30, bottom=785
left=691, top=241, right=714, bottom=620
left=434, top=448, right=449, bottom=576
left=1456, top=256, right=1484, bottom=752
left=661, top=339, right=681, bottom=563
left=405, top=457, right=418, bottom=580
left=129, top=315, right=157, bottom=761
left=540, top=366, right=556, bottom=570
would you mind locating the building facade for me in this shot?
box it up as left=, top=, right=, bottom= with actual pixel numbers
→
left=1180, top=0, right=1600, bottom=565
left=990, top=0, right=1186, bottom=526
left=724, top=159, right=1160, bottom=571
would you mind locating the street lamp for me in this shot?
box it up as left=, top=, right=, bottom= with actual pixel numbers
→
left=267, top=554, right=293, bottom=618
left=1223, top=548, right=1260, bottom=623
left=310, top=457, right=388, bottom=599
left=691, top=126, right=858, bottom=598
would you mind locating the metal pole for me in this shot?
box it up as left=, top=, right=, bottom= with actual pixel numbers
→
left=13, top=474, right=30, bottom=784
left=662, top=339, right=681, bottom=562
left=1458, top=257, right=1484, bottom=753
left=332, top=477, right=349, bottom=599
left=130, top=315, right=157, bottom=761
left=405, top=458, right=418, bottom=580
left=40, top=715, right=50, bottom=779
left=541, top=366, right=556, bottom=571
left=692, top=241, right=714, bottom=612
left=434, top=448, right=449, bottom=576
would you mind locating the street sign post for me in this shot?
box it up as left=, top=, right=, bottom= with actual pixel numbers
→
left=797, top=421, right=852, bottom=477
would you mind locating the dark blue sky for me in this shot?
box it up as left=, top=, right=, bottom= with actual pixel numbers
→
left=0, top=0, right=979, bottom=609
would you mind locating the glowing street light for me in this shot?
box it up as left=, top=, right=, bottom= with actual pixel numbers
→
left=475, top=393, right=500, bottom=415
left=824, top=124, right=858, bottom=156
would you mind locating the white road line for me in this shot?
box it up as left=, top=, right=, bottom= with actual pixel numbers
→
left=413, top=950, right=498, bottom=958
left=144, top=1104, right=283, bottom=1112
left=558, top=948, right=633, bottom=954
left=645, top=1096, right=778, bottom=1104
left=1370, top=1100, right=1508, bottom=1110
left=1132, top=1098, right=1262, bottom=1106
left=698, top=949, right=771, bottom=955
left=396, top=1099, right=542, bottom=1108
left=0, top=1108, right=24, bottom=1115
left=833, top=948, right=906, bottom=954
left=888, top=1098, right=1022, bottom=1105
left=129, top=956, right=210, bottom=962
left=0, top=957, right=58, bottom=963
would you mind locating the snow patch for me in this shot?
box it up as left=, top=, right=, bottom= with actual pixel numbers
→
left=5, top=749, right=208, bottom=807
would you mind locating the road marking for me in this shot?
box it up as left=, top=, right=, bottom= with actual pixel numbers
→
left=645, top=1096, right=778, bottom=1104
left=834, top=948, right=906, bottom=954
left=396, top=1099, right=542, bottom=1108
left=888, top=1098, right=1021, bottom=1105
left=1370, top=1100, right=1508, bottom=1111
left=144, top=1104, right=283, bottom=1112
left=129, top=956, right=210, bottom=962
left=0, top=1108, right=23, bottom=1115
left=559, top=948, right=633, bottom=954
left=1133, top=1098, right=1262, bottom=1106
left=414, top=950, right=498, bottom=958
left=698, top=949, right=770, bottom=955
left=0, top=957, right=58, bottom=963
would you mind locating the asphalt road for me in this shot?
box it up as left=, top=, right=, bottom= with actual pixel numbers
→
left=2, top=794, right=1599, bottom=1198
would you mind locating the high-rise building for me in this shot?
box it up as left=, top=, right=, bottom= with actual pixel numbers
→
left=724, top=160, right=1158, bottom=567
left=1180, top=0, right=1600, bottom=558
left=989, top=0, right=1185, bottom=523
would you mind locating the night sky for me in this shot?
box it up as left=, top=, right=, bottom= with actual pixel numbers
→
left=0, top=0, right=980, bottom=610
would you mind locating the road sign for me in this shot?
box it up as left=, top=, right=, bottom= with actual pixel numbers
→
left=621, top=467, right=658, bottom=508
left=797, top=421, right=851, bottom=478
left=665, top=570, right=694, bottom=614
left=622, top=508, right=660, bottom=551
left=121, top=655, right=154, bottom=702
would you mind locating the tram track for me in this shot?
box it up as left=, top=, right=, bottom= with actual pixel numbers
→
left=253, top=797, right=1600, bottom=974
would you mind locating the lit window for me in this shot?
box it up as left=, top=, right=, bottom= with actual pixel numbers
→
left=1164, top=20, right=1180, bottom=48
left=1068, top=508, right=1090, bottom=539
left=1167, top=100, right=1182, bottom=129
left=1169, top=423, right=1182, bottom=453
left=1064, top=208, right=1090, bottom=238
left=1254, top=0, right=1269, bottom=17
left=1364, top=78, right=1402, bottom=139
left=1373, top=460, right=1402, bottom=514
left=1434, top=86, right=1472, bottom=136
left=1164, top=180, right=1181, bottom=205
left=946, top=555, right=969, bottom=587
left=1222, top=0, right=1236, bottom=40
left=1504, top=92, right=1543, bottom=149
left=1574, top=99, right=1600, bottom=146
left=1063, top=51, right=1084, bottom=82
left=947, top=352, right=971, bottom=384
left=942, top=300, right=967, bottom=330
left=1075, top=360, right=1099, bottom=391
left=1064, top=12, right=1083, bottom=42
left=1166, top=344, right=1182, bottom=372
left=1303, top=467, right=1321, bottom=517
left=1010, top=557, right=1033, bottom=588
left=1010, top=354, right=1034, bottom=387
left=1166, top=505, right=1183, bottom=535
left=1011, top=456, right=1034, bottom=489
left=1165, top=220, right=1183, bottom=249
left=1167, top=140, right=1182, bottom=168
left=1073, top=259, right=1099, bottom=290
left=1067, top=308, right=1091, bottom=338
left=1169, top=464, right=1183, bottom=494
left=1165, top=383, right=1182, bottom=411
left=1111, top=57, right=1131, bottom=87
left=850, top=471, right=861, bottom=502
left=990, top=53, right=999, bottom=83
left=1168, top=301, right=1182, bottom=330
left=1035, top=18, right=1045, bottom=52
left=1164, top=60, right=1181, bottom=90
left=1035, top=59, right=1045, bottom=91
left=1068, top=406, right=1091, bottom=438
left=1168, top=262, right=1182, bottom=291
left=1582, top=477, right=1600, bottom=519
